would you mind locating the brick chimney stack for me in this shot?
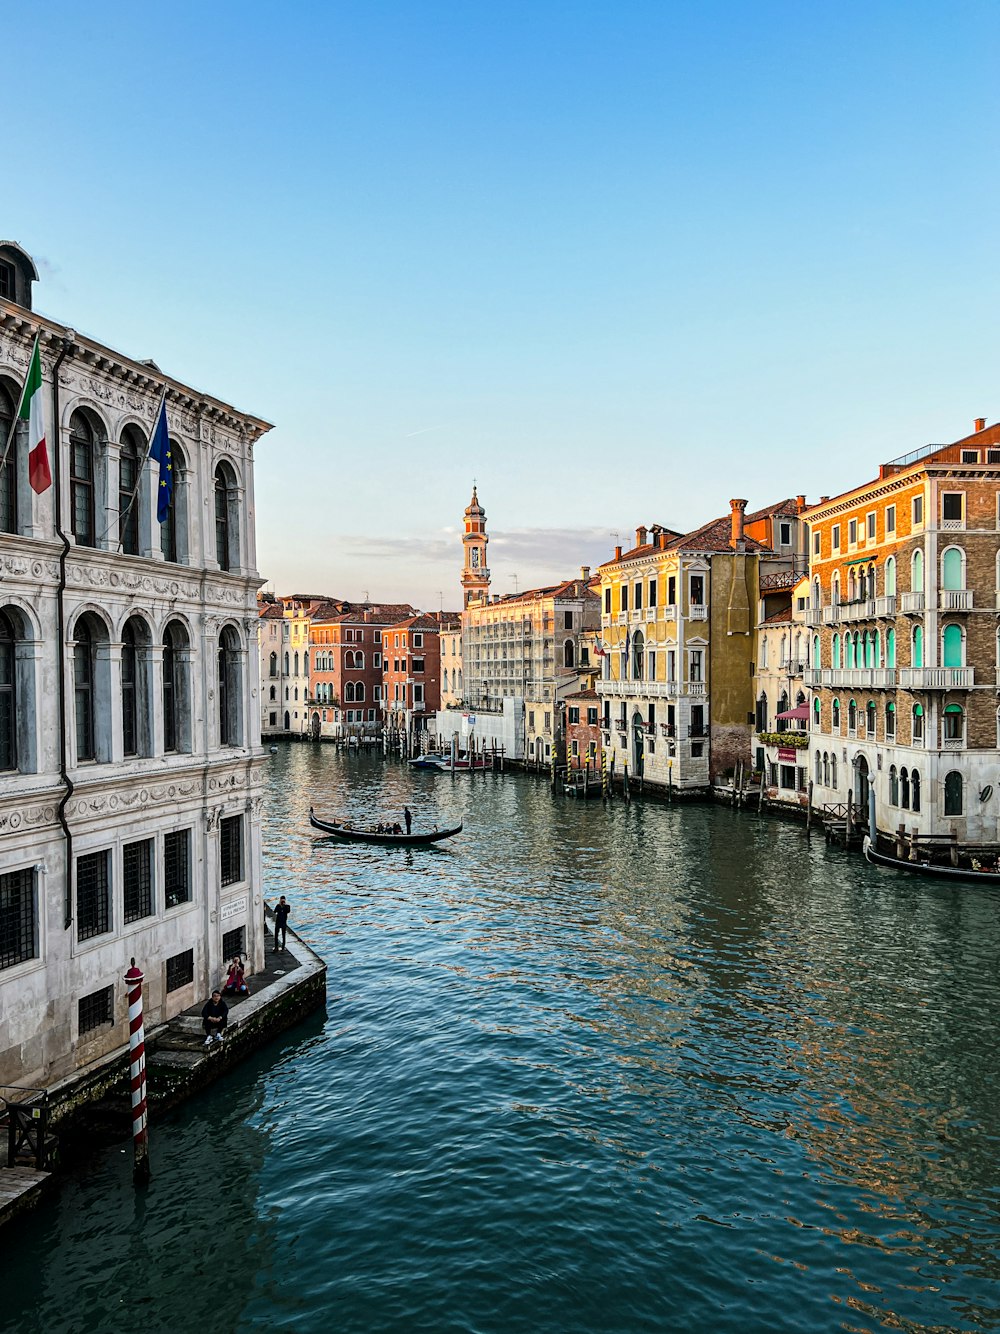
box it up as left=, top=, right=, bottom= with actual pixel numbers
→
left=729, top=498, right=747, bottom=548
left=976, top=417, right=986, bottom=432
left=795, top=494, right=806, bottom=512
left=580, top=565, right=590, bottom=581
left=635, top=525, right=647, bottom=548
left=614, top=544, right=622, bottom=561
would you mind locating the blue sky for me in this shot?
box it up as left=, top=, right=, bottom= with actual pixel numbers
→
left=9, top=2, right=1000, bottom=607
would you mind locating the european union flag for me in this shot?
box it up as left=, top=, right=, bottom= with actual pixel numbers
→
left=149, top=398, right=173, bottom=523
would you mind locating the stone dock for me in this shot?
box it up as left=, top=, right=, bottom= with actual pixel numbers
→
left=0, top=912, right=327, bottom=1228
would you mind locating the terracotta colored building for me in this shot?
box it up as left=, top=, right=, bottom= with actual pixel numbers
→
left=564, top=688, right=602, bottom=772
left=308, top=601, right=416, bottom=737
left=384, top=613, right=453, bottom=734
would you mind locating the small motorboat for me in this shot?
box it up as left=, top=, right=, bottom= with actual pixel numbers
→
left=309, top=807, right=463, bottom=846
left=408, top=752, right=490, bottom=772
left=862, top=836, right=1000, bottom=884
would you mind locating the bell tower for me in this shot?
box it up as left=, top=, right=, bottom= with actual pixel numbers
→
left=461, top=485, right=490, bottom=608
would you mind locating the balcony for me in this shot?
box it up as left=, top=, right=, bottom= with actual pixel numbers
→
left=615, top=720, right=627, bottom=733
left=939, top=590, right=973, bottom=611
left=804, top=606, right=823, bottom=627
left=897, top=667, right=974, bottom=689
left=805, top=667, right=897, bottom=688
left=837, top=599, right=877, bottom=623
left=597, top=678, right=686, bottom=699
left=900, top=592, right=925, bottom=614
left=873, top=595, right=897, bottom=617
left=662, top=604, right=678, bottom=622
left=822, top=605, right=838, bottom=625
left=689, top=604, right=708, bottom=621
left=645, top=606, right=658, bottom=623
left=942, top=736, right=966, bottom=750
left=617, top=613, right=628, bottom=625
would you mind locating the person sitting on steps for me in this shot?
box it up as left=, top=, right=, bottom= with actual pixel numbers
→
left=202, top=989, right=228, bottom=1046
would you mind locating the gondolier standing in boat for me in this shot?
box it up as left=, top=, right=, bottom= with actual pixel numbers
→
left=404, top=806, right=412, bottom=835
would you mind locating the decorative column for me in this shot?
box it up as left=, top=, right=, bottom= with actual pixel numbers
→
left=123, top=958, right=150, bottom=1185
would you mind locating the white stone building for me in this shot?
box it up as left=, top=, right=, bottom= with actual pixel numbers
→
left=0, top=241, right=271, bottom=1087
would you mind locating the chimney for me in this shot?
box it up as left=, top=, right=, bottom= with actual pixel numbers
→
left=635, top=525, right=647, bottom=548
left=659, top=532, right=668, bottom=550
left=976, top=417, right=986, bottom=432
left=820, top=495, right=829, bottom=503
left=729, top=498, right=747, bottom=548
left=580, top=565, right=590, bottom=581
left=614, top=545, right=622, bottom=561
left=795, top=494, right=806, bottom=513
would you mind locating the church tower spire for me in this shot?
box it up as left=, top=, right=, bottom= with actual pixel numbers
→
left=461, top=485, right=490, bottom=608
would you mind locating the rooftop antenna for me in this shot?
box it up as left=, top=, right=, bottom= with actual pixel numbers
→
left=437, top=591, right=444, bottom=610
left=511, top=574, right=519, bottom=594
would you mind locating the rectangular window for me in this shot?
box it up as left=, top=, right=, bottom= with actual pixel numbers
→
left=690, top=575, right=705, bottom=605
left=942, top=492, right=964, bottom=522
left=779, top=765, right=796, bottom=790
left=413, top=633, right=423, bottom=648
left=812, top=531, right=820, bottom=556
left=569, top=706, right=580, bottom=724
left=528, top=711, right=535, bottom=730
left=620, top=585, right=628, bottom=612
left=604, top=587, right=611, bottom=614
left=648, top=578, right=657, bottom=607
left=779, top=521, right=792, bottom=546
left=123, top=838, right=154, bottom=924
left=867, top=512, right=876, bottom=540
left=633, top=582, right=642, bottom=610
left=166, top=949, right=194, bottom=993
left=832, top=524, right=841, bottom=552
left=587, top=707, right=598, bottom=726
left=571, top=740, right=578, bottom=757
left=222, top=926, right=245, bottom=960
left=220, top=816, right=243, bottom=887
left=848, top=518, right=858, bottom=545
left=564, top=611, right=573, bottom=629
left=0, top=867, right=37, bottom=969
left=961, top=449, right=979, bottom=463
left=412, top=658, right=425, bottom=673
left=0, top=259, right=15, bottom=300
left=164, top=829, right=191, bottom=908
left=913, top=495, right=924, bottom=526
left=544, top=711, right=551, bottom=730
left=689, top=650, right=703, bottom=682
left=78, top=986, right=114, bottom=1034
left=988, top=449, right=1000, bottom=465
left=269, top=712, right=277, bottom=726
left=414, top=684, right=424, bottom=703
left=373, top=654, right=381, bottom=669
left=885, top=505, right=896, bottom=534
left=374, top=632, right=382, bottom=645
left=77, top=850, right=111, bottom=941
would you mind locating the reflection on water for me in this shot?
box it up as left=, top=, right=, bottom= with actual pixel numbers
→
left=4, top=742, right=1000, bottom=1334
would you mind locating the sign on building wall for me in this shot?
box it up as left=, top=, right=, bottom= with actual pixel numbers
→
left=221, top=895, right=248, bottom=923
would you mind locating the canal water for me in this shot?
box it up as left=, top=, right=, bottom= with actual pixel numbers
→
left=4, top=743, right=1000, bottom=1334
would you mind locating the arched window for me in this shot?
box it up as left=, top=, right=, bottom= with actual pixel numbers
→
left=776, top=692, right=789, bottom=732
left=812, top=577, right=821, bottom=608
left=911, top=769, right=921, bottom=812
left=848, top=570, right=856, bottom=602
left=846, top=634, right=856, bottom=669
left=866, top=701, right=876, bottom=737
left=160, top=441, right=186, bottom=564
left=74, top=617, right=100, bottom=761
left=912, top=704, right=924, bottom=744
left=858, top=566, right=867, bottom=600
left=885, top=702, right=895, bottom=738
left=214, top=461, right=239, bottom=572
left=69, top=410, right=100, bottom=548
left=900, top=767, right=910, bottom=809
left=912, top=549, right=924, bottom=594
left=848, top=699, right=857, bottom=733
left=284, top=710, right=290, bottom=731
left=355, top=651, right=365, bottom=669
left=0, top=609, right=16, bottom=769
left=356, top=682, right=365, bottom=702
left=873, top=631, right=881, bottom=668
left=814, top=751, right=822, bottom=783
left=269, top=651, right=277, bottom=677
left=122, top=620, right=138, bottom=756
left=269, top=685, right=276, bottom=701
left=822, top=752, right=829, bottom=785
left=345, top=681, right=355, bottom=702
left=830, top=753, right=838, bottom=788
left=0, top=378, right=19, bottom=534
left=832, top=698, right=841, bottom=732
left=163, top=620, right=190, bottom=753
left=832, top=633, right=841, bottom=669
left=812, top=635, right=821, bottom=670
left=944, top=704, right=964, bottom=745
left=345, top=650, right=354, bottom=670
left=566, top=639, right=577, bottom=670
left=294, top=651, right=299, bottom=676
left=885, top=556, right=896, bottom=597
left=868, top=564, right=876, bottom=597
left=217, top=626, right=242, bottom=746
left=863, top=632, right=873, bottom=669
left=912, top=625, right=923, bottom=669
left=941, top=546, right=964, bottom=592
left=886, top=629, right=896, bottom=668
left=755, top=693, right=768, bottom=732
left=284, top=652, right=290, bottom=675
left=889, top=765, right=899, bottom=805
left=942, top=624, right=963, bottom=668
left=813, top=698, right=821, bottom=729
left=832, top=573, right=840, bottom=605
left=118, top=425, right=145, bottom=556
left=631, top=630, right=643, bottom=680
left=944, top=770, right=963, bottom=816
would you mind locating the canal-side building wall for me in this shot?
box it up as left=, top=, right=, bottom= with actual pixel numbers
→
left=0, top=243, right=272, bottom=1088
left=803, top=423, right=1000, bottom=847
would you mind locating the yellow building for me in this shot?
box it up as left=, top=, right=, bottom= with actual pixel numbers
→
left=596, top=504, right=764, bottom=790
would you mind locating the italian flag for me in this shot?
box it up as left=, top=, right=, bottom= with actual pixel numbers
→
left=20, top=336, right=50, bottom=494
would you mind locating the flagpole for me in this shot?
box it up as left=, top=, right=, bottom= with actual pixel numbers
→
left=0, top=331, right=41, bottom=476
left=115, top=385, right=167, bottom=551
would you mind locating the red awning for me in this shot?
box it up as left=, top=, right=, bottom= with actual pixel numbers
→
left=775, top=705, right=810, bottom=720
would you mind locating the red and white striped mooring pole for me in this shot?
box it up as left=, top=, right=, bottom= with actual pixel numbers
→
left=124, top=958, right=151, bottom=1184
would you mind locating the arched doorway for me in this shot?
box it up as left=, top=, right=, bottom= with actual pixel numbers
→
left=631, top=710, right=645, bottom=777
left=310, top=712, right=321, bottom=739
left=283, top=710, right=291, bottom=732
left=853, top=754, right=870, bottom=818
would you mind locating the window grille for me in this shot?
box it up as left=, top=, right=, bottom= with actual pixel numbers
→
left=77, top=850, right=110, bottom=940
left=123, top=838, right=153, bottom=923
left=220, top=815, right=243, bottom=886
left=78, top=985, right=114, bottom=1034
left=222, top=925, right=245, bottom=959
left=164, top=830, right=191, bottom=907
left=166, top=949, right=194, bottom=993
left=0, top=867, right=37, bottom=969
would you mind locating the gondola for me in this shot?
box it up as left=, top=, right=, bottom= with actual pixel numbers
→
left=309, top=808, right=462, bottom=846
left=862, top=836, right=1000, bottom=885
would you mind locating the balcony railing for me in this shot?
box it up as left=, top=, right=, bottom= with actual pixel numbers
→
left=939, top=589, right=973, bottom=611
left=804, top=607, right=823, bottom=626
left=942, top=736, right=966, bottom=750
left=597, top=678, right=699, bottom=699
left=873, top=595, right=897, bottom=617
left=662, top=604, right=678, bottom=621
left=897, top=667, right=974, bottom=689
left=900, top=592, right=925, bottom=613
left=805, top=667, right=897, bottom=688
left=689, top=604, right=708, bottom=621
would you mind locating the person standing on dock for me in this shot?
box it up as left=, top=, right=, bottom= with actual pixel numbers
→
left=404, top=807, right=412, bottom=835
left=274, top=895, right=290, bottom=951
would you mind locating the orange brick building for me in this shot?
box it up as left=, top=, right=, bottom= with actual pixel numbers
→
left=309, top=601, right=416, bottom=736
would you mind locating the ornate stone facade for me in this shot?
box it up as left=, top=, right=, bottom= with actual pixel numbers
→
left=0, top=256, right=272, bottom=1087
